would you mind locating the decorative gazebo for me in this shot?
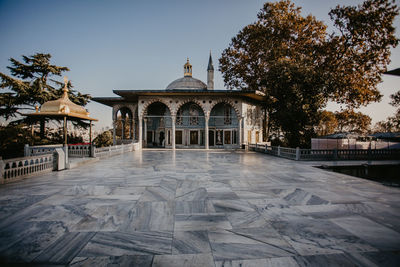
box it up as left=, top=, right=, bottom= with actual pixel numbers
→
left=25, top=77, right=97, bottom=147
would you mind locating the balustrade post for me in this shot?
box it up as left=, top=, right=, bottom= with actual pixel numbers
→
left=24, top=144, right=30, bottom=157
left=278, top=146, right=281, bottom=156
left=333, top=148, right=338, bottom=160
left=296, top=147, right=300, bottom=161
left=91, top=145, right=96, bottom=158
left=64, top=145, right=69, bottom=169
left=0, top=157, right=4, bottom=181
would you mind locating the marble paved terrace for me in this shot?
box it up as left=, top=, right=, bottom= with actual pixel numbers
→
left=0, top=150, right=399, bottom=266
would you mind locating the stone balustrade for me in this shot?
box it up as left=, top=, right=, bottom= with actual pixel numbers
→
left=24, top=144, right=63, bottom=157
left=248, top=143, right=400, bottom=161
left=94, top=143, right=139, bottom=158
left=1, top=154, right=54, bottom=184
left=68, top=144, right=91, bottom=157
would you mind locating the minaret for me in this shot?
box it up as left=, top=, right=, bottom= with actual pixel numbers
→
left=207, top=52, right=214, bottom=90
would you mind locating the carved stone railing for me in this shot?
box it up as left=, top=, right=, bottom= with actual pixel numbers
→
left=94, top=142, right=139, bottom=158
left=248, top=144, right=400, bottom=161
left=24, top=144, right=63, bottom=157
left=1, top=154, right=54, bottom=184
left=68, top=144, right=91, bottom=157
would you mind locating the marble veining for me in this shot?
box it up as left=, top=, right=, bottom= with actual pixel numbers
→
left=0, top=150, right=399, bottom=266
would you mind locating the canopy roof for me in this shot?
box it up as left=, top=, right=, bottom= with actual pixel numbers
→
left=25, top=77, right=97, bottom=121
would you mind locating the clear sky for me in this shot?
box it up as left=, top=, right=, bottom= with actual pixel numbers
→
left=1, top=0, right=399, bottom=132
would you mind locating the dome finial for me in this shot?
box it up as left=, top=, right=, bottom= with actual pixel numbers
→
left=184, top=58, right=192, bottom=77
left=63, top=76, right=69, bottom=98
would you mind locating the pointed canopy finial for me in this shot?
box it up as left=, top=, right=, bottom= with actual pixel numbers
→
left=184, top=58, right=192, bottom=77
left=63, top=76, right=69, bottom=95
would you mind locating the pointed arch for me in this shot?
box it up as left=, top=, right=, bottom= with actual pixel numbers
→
left=141, top=99, right=173, bottom=117
left=175, top=98, right=206, bottom=116
left=209, top=99, right=241, bottom=118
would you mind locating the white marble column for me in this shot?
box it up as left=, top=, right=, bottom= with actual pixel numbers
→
left=129, top=119, right=133, bottom=139
left=172, top=115, right=176, bottom=150
left=205, top=114, right=209, bottom=150
left=239, top=117, right=243, bottom=147
left=112, top=120, right=117, bottom=145
left=138, top=116, right=143, bottom=148
left=121, top=119, right=125, bottom=140
left=143, top=118, right=147, bottom=147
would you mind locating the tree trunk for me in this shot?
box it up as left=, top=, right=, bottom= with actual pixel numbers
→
left=40, top=119, right=45, bottom=139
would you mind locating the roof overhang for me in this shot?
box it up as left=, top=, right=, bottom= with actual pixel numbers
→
left=25, top=112, right=98, bottom=121
left=91, top=97, right=127, bottom=107
left=115, top=89, right=266, bottom=101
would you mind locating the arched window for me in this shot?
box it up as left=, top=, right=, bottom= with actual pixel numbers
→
left=189, top=104, right=199, bottom=125
left=176, top=109, right=183, bottom=125
left=224, top=104, right=232, bottom=125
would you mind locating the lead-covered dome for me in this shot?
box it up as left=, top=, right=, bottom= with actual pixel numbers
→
left=166, top=76, right=207, bottom=90
left=166, top=58, right=207, bottom=90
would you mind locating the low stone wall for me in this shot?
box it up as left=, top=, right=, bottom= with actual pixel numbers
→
left=0, top=154, right=54, bottom=184
left=0, top=142, right=140, bottom=184
left=24, top=144, right=63, bottom=157
left=68, top=144, right=91, bottom=157
left=248, top=143, right=400, bottom=161
left=94, top=142, right=139, bottom=158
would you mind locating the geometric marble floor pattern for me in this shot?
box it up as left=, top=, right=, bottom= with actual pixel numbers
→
left=0, top=150, right=399, bottom=266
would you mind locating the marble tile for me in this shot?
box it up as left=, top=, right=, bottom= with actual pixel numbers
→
left=209, top=229, right=296, bottom=261
left=32, top=232, right=95, bottom=264
left=271, top=218, right=377, bottom=256
left=175, top=213, right=232, bottom=231
left=172, top=231, right=211, bottom=254
left=0, top=221, right=67, bottom=262
left=139, top=186, right=175, bottom=202
left=215, top=257, right=300, bottom=267
left=207, top=191, right=239, bottom=200
left=0, top=194, right=49, bottom=220
left=71, top=201, right=135, bottom=232
left=227, top=211, right=270, bottom=228
left=331, top=215, right=400, bottom=251
left=78, top=231, right=172, bottom=257
left=283, top=188, right=329, bottom=206
left=69, top=255, right=153, bottom=266
left=175, top=201, right=216, bottom=214
left=121, top=201, right=174, bottom=232
left=359, top=251, right=400, bottom=267
left=152, top=253, right=215, bottom=267
left=0, top=151, right=399, bottom=265
left=293, top=253, right=370, bottom=267
left=176, top=188, right=208, bottom=201
left=212, top=199, right=255, bottom=213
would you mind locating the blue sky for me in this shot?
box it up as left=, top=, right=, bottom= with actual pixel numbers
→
left=1, top=0, right=399, bottom=132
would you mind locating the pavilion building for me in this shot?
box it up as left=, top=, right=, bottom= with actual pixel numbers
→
left=93, top=54, right=266, bottom=149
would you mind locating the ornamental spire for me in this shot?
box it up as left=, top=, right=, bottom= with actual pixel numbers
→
left=207, top=51, right=214, bottom=71
left=184, top=58, right=192, bottom=77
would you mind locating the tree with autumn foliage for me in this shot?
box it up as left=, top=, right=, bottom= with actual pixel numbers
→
left=219, top=0, right=398, bottom=147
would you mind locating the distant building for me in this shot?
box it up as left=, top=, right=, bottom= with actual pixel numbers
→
left=93, top=54, right=266, bottom=149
